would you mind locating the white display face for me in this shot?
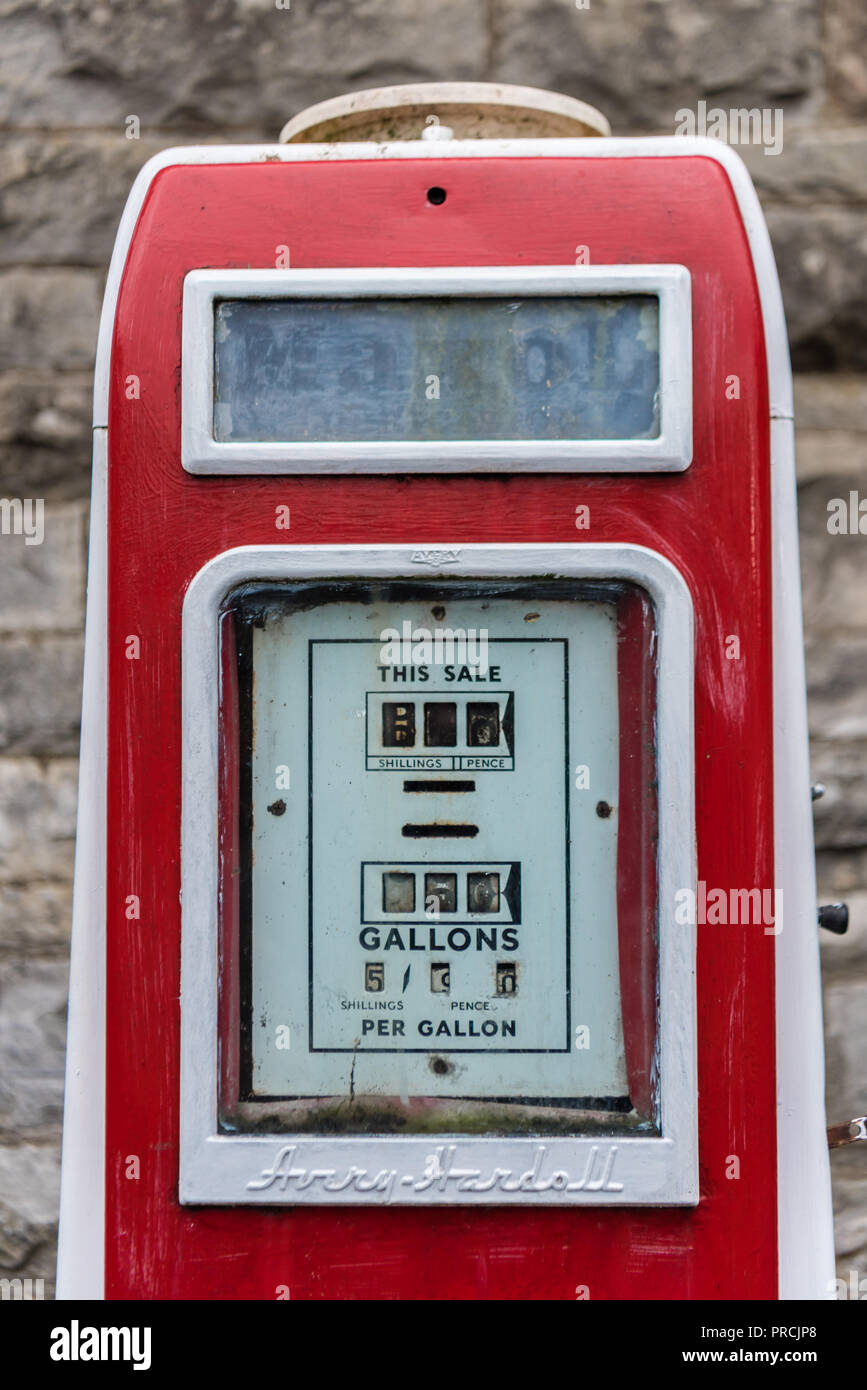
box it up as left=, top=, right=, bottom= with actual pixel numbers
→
left=238, top=584, right=632, bottom=1124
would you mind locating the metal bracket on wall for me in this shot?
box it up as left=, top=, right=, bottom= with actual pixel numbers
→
left=827, top=1117, right=867, bottom=1150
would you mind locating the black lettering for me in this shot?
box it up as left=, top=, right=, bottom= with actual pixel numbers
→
left=359, top=927, right=380, bottom=950
left=501, top=927, right=519, bottom=952
left=383, top=928, right=406, bottom=950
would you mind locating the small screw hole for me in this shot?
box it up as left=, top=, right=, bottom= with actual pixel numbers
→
left=432, top=605, right=446, bottom=620
left=596, top=801, right=613, bottom=819
left=427, top=186, right=447, bottom=206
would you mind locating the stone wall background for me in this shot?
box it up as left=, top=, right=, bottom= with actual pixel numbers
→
left=0, top=0, right=865, bottom=1297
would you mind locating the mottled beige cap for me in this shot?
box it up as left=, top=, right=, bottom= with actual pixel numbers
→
left=279, top=82, right=610, bottom=144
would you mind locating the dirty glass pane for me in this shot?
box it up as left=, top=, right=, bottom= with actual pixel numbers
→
left=213, top=296, right=660, bottom=443
left=217, top=579, right=660, bottom=1139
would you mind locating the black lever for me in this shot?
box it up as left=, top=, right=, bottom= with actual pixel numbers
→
left=818, top=903, right=849, bottom=935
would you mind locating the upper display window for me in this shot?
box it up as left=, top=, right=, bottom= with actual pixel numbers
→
left=213, top=294, right=660, bottom=444
left=182, top=266, right=692, bottom=474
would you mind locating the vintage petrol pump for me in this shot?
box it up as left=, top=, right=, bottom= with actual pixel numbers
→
left=58, top=83, right=836, bottom=1300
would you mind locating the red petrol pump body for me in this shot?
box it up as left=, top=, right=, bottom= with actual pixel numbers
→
left=58, top=85, right=835, bottom=1300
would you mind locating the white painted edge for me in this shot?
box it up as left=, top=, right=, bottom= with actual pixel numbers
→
left=771, top=414, right=836, bottom=1299
left=55, top=427, right=107, bottom=1300
left=718, top=147, right=834, bottom=1296
left=180, top=542, right=697, bottom=1207
left=181, top=264, right=691, bottom=474
left=65, top=131, right=832, bottom=1292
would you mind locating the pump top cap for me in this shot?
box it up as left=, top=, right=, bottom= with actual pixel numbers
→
left=279, top=82, right=611, bottom=144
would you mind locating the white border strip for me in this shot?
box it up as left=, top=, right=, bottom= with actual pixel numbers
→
left=181, top=265, right=691, bottom=473
left=180, top=543, right=696, bottom=1207
left=55, top=428, right=107, bottom=1300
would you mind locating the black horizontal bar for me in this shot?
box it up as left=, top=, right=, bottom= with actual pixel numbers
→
left=401, top=824, right=479, bottom=838
left=402, top=780, right=476, bottom=793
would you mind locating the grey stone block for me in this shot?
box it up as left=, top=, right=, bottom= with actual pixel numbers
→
left=825, top=0, right=867, bottom=120
left=799, top=477, right=867, bottom=636
left=0, top=0, right=488, bottom=133
left=0, top=372, right=93, bottom=501
left=0, top=959, right=68, bottom=1137
left=824, top=976, right=867, bottom=1123
left=0, top=373, right=92, bottom=451
left=0, top=759, right=78, bottom=882
left=0, top=133, right=170, bottom=268
left=807, top=639, right=867, bottom=742
left=796, top=430, right=867, bottom=484
left=768, top=209, right=867, bottom=371
left=795, top=375, right=867, bottom=434
left=0, top=882, right=73, bottom=950
left=0, top=1143, right=60, bottom=1291
left=816, top=848, right=867, bottom=898
left=831, top=1172, right=867, bottom=1277
left=810, top=743, right=867, bottom=851
left=0, top=502, right=86, bottom=634
left=819, top=889, right=867, bottom=978
left=0, top=1194, right=53, bottom=1277
left=0, top=272, right=100, bottom=373
left=493, top=0, right=822, bottom=135
left=0, top=637, right=83, bottom=756
left=794, top=378, right=867, bottom=485
left=743, top=126, right=867, bottom=206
